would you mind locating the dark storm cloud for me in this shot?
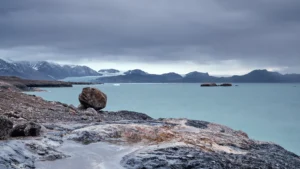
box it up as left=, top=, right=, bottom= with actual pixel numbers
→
left=0, top=0, right=300, bottom=70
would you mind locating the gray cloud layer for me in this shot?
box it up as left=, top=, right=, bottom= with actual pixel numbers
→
left=1, top=0, right=300, bottom=72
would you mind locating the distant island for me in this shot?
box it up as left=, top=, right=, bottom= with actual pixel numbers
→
left=1, top=59, right=300, bottom=83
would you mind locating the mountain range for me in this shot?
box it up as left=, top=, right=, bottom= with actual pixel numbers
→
left=1, top=58, right=300, bottom=82
left=94, top=69, right=300, bottom=83
left=0, top=59, right=99, bottom=80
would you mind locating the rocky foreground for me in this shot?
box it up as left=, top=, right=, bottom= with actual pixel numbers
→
left=1, top=88, right=300, bottom=169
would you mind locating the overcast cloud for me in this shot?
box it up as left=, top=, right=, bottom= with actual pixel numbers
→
left=0, top=0, right=300, bottom=74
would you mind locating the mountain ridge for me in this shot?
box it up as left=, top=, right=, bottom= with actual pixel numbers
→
left=94, top=69, right=300, bottom=83
left=1, top=59, right=300, bottom=82
left=0, top=59, right=100, bottom=80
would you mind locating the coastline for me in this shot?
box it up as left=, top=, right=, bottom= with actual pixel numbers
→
left=0, top=76, right=103, bottom=92
left=0, top=78, right=300, bottom=168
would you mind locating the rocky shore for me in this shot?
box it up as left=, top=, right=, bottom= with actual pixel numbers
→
left=0, top=86, right=300, bottom=168
left=0, top=76, right=102, bottom=92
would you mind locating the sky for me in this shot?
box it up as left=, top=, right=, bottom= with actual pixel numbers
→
left=0, top=0, right=300, bottom=75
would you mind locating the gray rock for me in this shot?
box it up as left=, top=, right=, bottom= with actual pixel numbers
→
left=99, top=110, right=153, bottom=121
left=71, top=131, right=103, bottom=144
left=77, top=104, right=85, bottom=110
left=85, top=108, right=98, bottom=116
left=0, top=116, right=13, bottom=140
left=0, top=139, right=67, bottom=169
left=26, top=142, right=68, bottom=161
left=11, top=122, right=42, bottom=137
left=0, top=141, right=35, bottom=169
left=68, top=104, right=80, bottom=114
left=122, top=146, right=300, bottom=169
left=185, top=120, right=209, bottom=129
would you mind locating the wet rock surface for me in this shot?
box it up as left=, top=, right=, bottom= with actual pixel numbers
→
left=79, top=87, right=107, bottom=110
left=0, top=135, right=67, bottom=169
left=25, top=141, right=68, bottom=161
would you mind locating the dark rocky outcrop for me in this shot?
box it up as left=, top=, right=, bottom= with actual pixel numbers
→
left=0, top=76, right=72, bottom=91
left=122, top=146, right=300, bottom=169
left=79, top=87, right=107, bottom=110
left=0, top=116, right=13, bottom=139
left=98, top=110, right=153, bottom=121
left=0, top=76, right=101, bottom=92
left=220, top=83, right=232, bottom=87
left=11, top=122, right=42, bottom=137
left=200, top=83, right=233, bottom=87
left=200, top=83, right=217, bottom=87
left=185, top=120, right=209, bottom=129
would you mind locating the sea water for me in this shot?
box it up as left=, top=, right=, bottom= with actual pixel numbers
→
left=27, top=83, right=300, bottom=155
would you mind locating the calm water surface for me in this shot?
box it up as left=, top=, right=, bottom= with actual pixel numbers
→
left=28, top=83, right=300, bottom=154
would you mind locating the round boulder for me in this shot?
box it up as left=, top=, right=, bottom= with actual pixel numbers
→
left=79, top=87, right=107, bottom=110
left=0, top=116, right=13, bottom=139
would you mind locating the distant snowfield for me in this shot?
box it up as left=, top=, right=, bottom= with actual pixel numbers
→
left=60, top=72, right=125, bottom=82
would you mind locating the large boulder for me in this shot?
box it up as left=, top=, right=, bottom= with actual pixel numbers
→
left=0, top=116, right=13, bottom=139
left=79, top=87, right=107, bottom=110
left=11, top=122, right=42, bottom=137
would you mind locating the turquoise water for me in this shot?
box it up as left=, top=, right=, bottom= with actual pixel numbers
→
left=27, top=83, right=300, bottom=154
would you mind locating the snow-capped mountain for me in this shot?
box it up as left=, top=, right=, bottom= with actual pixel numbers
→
left=98, top=69, right=124, bottom=77
left=66, top=65, right=101, bottom=77
left=0, top=59, right=52, bottom=80
left=124, top=69, right=148, bottom=75
left=98, top=69, right=120, bottom=74
left=0, top=59, right=100, bottom=80
left=0, top=59, right=21, bottom=75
